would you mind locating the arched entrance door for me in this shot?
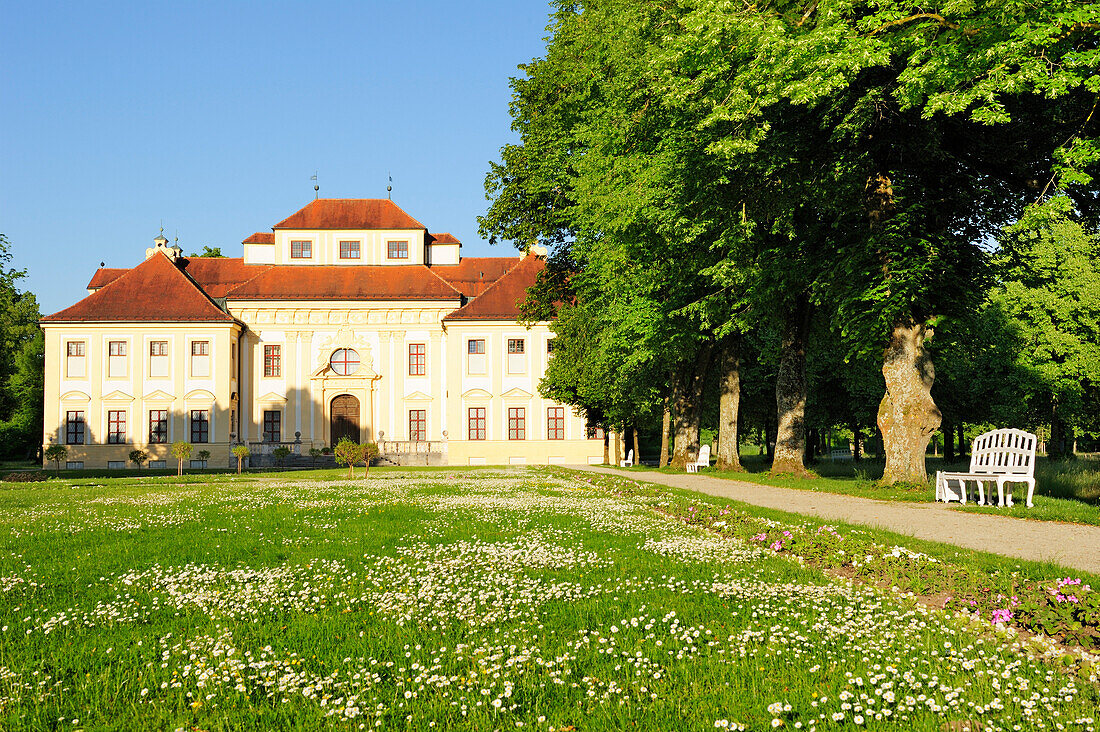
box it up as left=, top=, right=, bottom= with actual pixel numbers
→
left=330, top=394, right=360, bottom=445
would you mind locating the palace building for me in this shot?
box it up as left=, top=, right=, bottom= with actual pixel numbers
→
left=40, top=199, right=604, bottom=469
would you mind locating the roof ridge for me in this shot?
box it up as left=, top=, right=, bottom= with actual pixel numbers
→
left=419, top=263, right=465, bottom=298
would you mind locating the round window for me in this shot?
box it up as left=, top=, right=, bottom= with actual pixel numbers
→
left=329, top=348, right=360, bottom=376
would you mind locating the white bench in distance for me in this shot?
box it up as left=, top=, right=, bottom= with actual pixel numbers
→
left=686, top=444, right=710, bottom=473
left=831, top=448, right=853, bottom=462
left=619, top=449, right=634, bottom=468
left=935, top=428, right=1037, bottom=507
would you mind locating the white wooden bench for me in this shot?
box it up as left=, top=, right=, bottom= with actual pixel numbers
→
left=935, top=428, right=1037, bottom=507
left=686, top=444, right=710, bottom=473
left=619, top=449, right=634, bottom=468
left=830, top=448, right=853, bottom=462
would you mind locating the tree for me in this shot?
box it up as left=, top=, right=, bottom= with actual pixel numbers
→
left=129, top=449, right=147, bottom=469
left=0, top=234, right=43, bottom=460
left=991, top=196, right=1100, bottom=457
left=232, top=444, right=250, bottom=474
left=361, top=442, right=380, bottom=478
left=189, top=246, right=224, bottom=258
left=308, top=447, right=322, bottom=468
left=44, top=444, right=66, bottom=473
left=171, top=441, right=192, bottom=476
left=196, top=449, right=211, bottom=469
left=333, top=437, right=360, bottom=478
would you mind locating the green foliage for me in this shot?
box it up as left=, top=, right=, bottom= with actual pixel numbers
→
left=333, top=437, right=361, bottom=478
left=189, top=246, right=224, bottom=258
left=0, top=234, right=43, bottom=459
left=43, top=444, right=66, bottom=472
left=231, top=444, right=250, bottom=474
left=271, top=446, right=290, bottom=467
left=360, top=442, right=380, bottom=477
left=196, top=449, right=211, bottom=468
left=128, top=450, right=147, bottom=468
left=171, top=441, right=192, bottom=476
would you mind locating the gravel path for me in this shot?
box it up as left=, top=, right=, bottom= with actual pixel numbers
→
left=570, top=465, right=1100, bottom=576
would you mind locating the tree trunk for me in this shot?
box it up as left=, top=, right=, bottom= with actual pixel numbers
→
left=851, top=420, right=862, bottom=462
left=670, top=344, right=713, bottom=470
left=878, top=321, right=942, bottom=484
left=771, top=298, right=812, bottom=476
left=633, top=428, right=640, bottom=466
left=804, top=427, right=818, bottom=464
left=612, top=427, right=622, bottom=466
left=942, top=419, right=955, bottom=463
left=764, top=421, right=775, bottom=462
left=602, top=431, right=609, bottom=465
left=715, top=335, right=743, bottom=471
left=659, top=397, right=671, bottom=467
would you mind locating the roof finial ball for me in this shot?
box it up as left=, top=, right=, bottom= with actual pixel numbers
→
left=147, top=226, right=182, bottom=262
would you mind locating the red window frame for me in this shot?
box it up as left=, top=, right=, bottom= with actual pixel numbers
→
left=408, top=343, right=426, bottom=376
left=547, top=407, right=565, bottom=440
left=67, top=341, right=85, bottom=357
left=467, top=339, right=485, bottom=354
left=150, top=341, right=168, bottom=357
left=409, top=409, right=427, bottom=441
left=66, top=410, right=85, bottom=445
left=191, top=341, right=209, bottom=356
left=507, top=339, right=525, bottom=354
left=107, top=410, right=126, bottom=444
left=190, top=410, right=210, bottom=444
left=508, top=407, right=526, bottom=440
left=108, top=340, right=126, bottom=356
left=339, top=240, right=360, bottom=259
left=290, top=240, right=312, bottom=258
left=468, top=407, right=486, bottom=440
left=387, top=240, right=409, bottom=259
left=587, top=420, right=605, bottom=440
left=264, top=344, right=282, bottom=377
left=329, top=348, right=360, bottom=376
left=263, top=410, right=281, bottom=443
left=149, top=409, right=168, bottom=444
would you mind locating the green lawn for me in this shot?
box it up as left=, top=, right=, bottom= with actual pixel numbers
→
left=628, top=454, right=1100, bottom=526
left=1, top=468, right=1097, bottom=730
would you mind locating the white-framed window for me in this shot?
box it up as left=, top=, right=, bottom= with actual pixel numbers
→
left=107, top=461, right=126, bottom=470
left=290, top=240, right=312, bottom=259
left=149, top=340, right=169, bottom=378
left=191, top=340, right=210, bottom=377
left=108, top=340, right=127, bottom=378
left=339, top=240, right=361, bottom=259
left=66, top=461, right=84, bottom=470
left=66, top=341, right=86, bottom=378
left=467, top=338, right=486, bottom=374
left=547, top=339, right=556, bottom=355
left=149, top=460, right=166, bottom=469
left=387, top=240, right=409, bottom=259
left=507, top=338, right=526, bottom=374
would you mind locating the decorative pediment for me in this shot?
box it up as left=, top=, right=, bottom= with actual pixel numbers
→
left=102, top=389, right=135, bottom=402
left=183, top=389, right=217, bottom=403
left=257, top=391, right=287, bottom=404
left=314, top=325, right=375, bottom=371
left=59, top=390, right=91, bottom=403
left=404, top=391, right=433, bottom=402
left=501, top=387, right=534, bottom=399
left=461, top=388, right=493, bottom=400
left=142, top=389, right=176, bottom=402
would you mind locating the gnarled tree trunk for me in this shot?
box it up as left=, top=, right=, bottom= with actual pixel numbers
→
left=715, top=335, right=743, bottom=471
left=670, top=344, right=713, bottom=470
left=878, top=321, right=941, bottom=484
left=771, top=298, right=812, bottom=476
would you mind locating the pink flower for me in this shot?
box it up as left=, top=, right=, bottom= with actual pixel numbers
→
left=991, top=608, right=1013, bottom=624
left=770, top=541, right=783, bottom=551
left=750, top=533, right=767, bottom=542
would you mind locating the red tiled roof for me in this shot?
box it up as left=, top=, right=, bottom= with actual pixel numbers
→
left=43, top=252, right=237, bottom=324
left=274, top=199, right=426, bottom=230
left=225, top=265, right=462, bottom=301
left=431, top=257, right=519, bottom=298
left=427, top=232, right=460, bottom=244
left=243, top=232, right=275, bottom=244
left=178, top=257, right=271, bottom=298
left=87, top=268, right=129, bottom=290
left=443, top=256, right=545, bottom=321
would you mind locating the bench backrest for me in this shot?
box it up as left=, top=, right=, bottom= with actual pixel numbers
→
left=625, top=449, right=633, bottom=463
left=969, top=428, right=1037, bottom=477
left=696, top=444, right=711, bottom=466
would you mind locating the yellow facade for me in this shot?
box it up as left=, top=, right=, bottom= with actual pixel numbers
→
left=40, top=200, right=605, bottom=468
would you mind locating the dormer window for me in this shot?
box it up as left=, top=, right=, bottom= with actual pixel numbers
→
left=387, top=240, right=409, bottom=260
left=290, top=240, right=312, bottom=259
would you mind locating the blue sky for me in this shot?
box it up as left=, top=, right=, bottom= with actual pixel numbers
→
left=0, top=1, right=553, bottom=314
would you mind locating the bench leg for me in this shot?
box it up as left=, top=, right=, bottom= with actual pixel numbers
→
left=1026, top=478, right=1035, bottom=508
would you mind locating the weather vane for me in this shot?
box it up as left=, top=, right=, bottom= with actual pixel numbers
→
left=311, top=172, right=319, bottom=199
